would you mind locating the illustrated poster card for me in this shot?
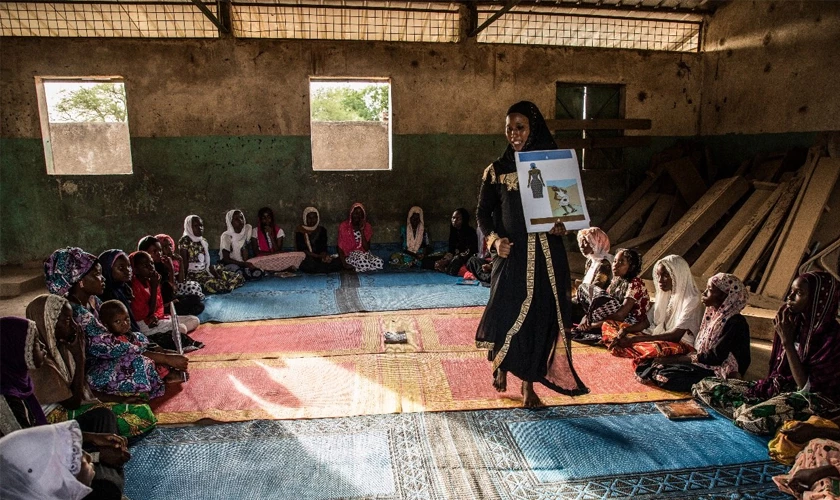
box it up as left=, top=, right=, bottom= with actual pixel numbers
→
left=515, top=149, right=590, bottom=232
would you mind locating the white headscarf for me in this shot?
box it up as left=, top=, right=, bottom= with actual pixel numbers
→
left=405, top=206, right=425, bottom=253
left=577, top=227, right=614, bottom=285
left=220, top=210, right=252, bottom=262
left=650, top=254, right=703, bottom=345
left=302, top=207, right=319, bottom=232
left=182, top=215, right=211, bottom=272
left=0, top=420, right=93, bottom=500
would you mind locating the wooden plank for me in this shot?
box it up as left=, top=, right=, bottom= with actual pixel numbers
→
left=758, top=156, right=840, bottom=299
left=748, top=293, right=783, bottom=311
left=640, top=194, right=674, bottom=235
left=691, top=186, right=778, bottom=278
left=554, top=136, right=651, bottom=149
left=665, top=157, right=707, bottom=207
left=546, top=118, right=652, bottom=131
left=601, top=170, right=661, bottom=231
left=614, top=225, right=671, bottom=250
left=752, top=158, right=784, bottom=182
left=606, top=192, right=660, bottom=244
left=752, top=181, right=779, bottom=191
left=732, top=177, right=803, bottom=281
left=640, top=176, right=750, bottom=278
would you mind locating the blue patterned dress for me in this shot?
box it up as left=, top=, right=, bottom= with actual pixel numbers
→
left=74, top=298, right=164, bottom=399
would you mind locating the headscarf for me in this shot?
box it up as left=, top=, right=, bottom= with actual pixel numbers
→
left=449, top=208, right=478, bottom=256
left=493, top=101, right=558, bottom=172
left=25, top=295, right=98, bottom=407
left=577, top=227, right=614, bottom=286
left=751, top=271, right=840, bottom=401
left=220, top=210, right=252, bottom=262
left=155, top=234, right=180, bottom=274
left=43, top=248, right=97, bottom=297
left=338, top=203, right=373, bottom=254
left=0, top=419, right=93, bottom=500
left=182, top=215, right=210, bottom=272
left=694, top=273, right=749, bottom=378
left=98, top=249, right=139, bottom=330
left=297, top=207, right=320, bottom=253
left=405, top=206, right=425, bottom=253
left=0, top=317, right=47, bottom=426
left=651, top=255, right=703, bottom=344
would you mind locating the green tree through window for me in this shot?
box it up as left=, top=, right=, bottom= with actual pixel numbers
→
left=311, top=84, right=389, bottom=122
left=53, top=83, right=127, bottom=123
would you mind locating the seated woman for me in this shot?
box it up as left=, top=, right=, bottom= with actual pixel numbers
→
left=433, top=208, right=479, bottom=276
left=0, top=316, right=130, bottom=500
left=636, top=273, right=751, bottom=392
left=0, top=420, right=97, bottom=500
left=573, top=227, right=613, bottom=318
left=572, top=248, right=649, bottom=343
left=218, top=210, right=264, bottom=280
left=129, top=251, right=202, bottom=352
left=294, top=207, right=343, bottom=274
left=248, top=207, right=306, bottom=272
left=603, top=254, right=702, bottom=363
left=26, top=294, right=156, bottom=438
left=98, top=249, right=139, bottom=332
left=774, top=435, right=840, bottom=499
left=140, top=235, right=204, bottom=316
left=179, top=215, right=245, bottom=294
left=693, top=271, right=840, bottom=435
left=390, top=206, right=431, bottom=270
left=337, top=203, right=383, bottom=272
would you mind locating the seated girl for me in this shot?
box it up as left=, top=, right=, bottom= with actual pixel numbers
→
left=390, top=206, right=430, bottom=269
left=693, top=271, right=840, bottom=435
left=636, top=273, right=751, bottom=392
left=26, top=294, right=156, bottom=438
left=98, top=249, right=140, bottom=332
left=249, top=207, right=306, bottom=272
left=0, top=313, right=132, bottom=500
left=572, top=248, right=649, bottom=343
left=129, top=251, right=202, bottom=352
left=432, top=208, right=479, bottom=276
left=219, top=210, right=264, bottom=280
left=139, top=235, right=204, bottom=316
left=294, top=207, right=343, bottom=274
left=157, top=233, right=205, bottom=300
left=573, top=227, right=613, bottom=315
left=337, top=203, right=383, bottom=272
left=603, top=254, right=702, bottom=363
left=178, top=215, right=245, bottom=294
left=0, top=420, right=97, bottom=500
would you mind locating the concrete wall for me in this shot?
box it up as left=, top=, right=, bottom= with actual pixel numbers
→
left=0, top=36, right=702, bottom=264
left=701, top=0, right=840, bottom=135
left=311, top=121, right=390, bottom=171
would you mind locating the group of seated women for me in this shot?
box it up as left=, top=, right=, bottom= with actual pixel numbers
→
left=571, top=227, right=840, bottom=499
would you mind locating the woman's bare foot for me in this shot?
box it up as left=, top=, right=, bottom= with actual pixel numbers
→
left=522, top=381, right=542, bottom=408
left=493, top=369, right=507, bottom=392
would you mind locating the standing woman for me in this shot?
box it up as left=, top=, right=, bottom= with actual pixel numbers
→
left=337, top=203, right=384, bottom=272
left=475, top=101, right=588, bottom=407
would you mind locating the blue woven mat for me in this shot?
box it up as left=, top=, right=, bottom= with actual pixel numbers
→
left=126, top=403, right=787, bottom=499
left=198, top=270, right=489, bottom=323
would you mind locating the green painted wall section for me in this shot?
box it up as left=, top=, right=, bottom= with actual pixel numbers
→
left=0, top=131, right=821, bottom=265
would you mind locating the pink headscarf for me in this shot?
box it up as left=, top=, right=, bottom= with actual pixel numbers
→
left=337, top=203, right=373, bottom=254
left=577, top=227, right=613, bottom=286
left=155, top=234, right=179, bottom=274
left=694, top=273, right=749, bottom=378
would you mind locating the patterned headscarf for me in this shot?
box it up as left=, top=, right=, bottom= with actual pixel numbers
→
left=155, top=234, right=179, bottom=274
left=405, top=206, right=425, bottom=254
left=694, top=273, right=749, bottom=378
left=751, top=272, right=840, bottom=401
left=0, top=317, right=47, bottom=426
left=577, top=227, right=613, bottom=285
left=652, top=255, right=703, bottom=343
left=0, top=420, right=92, bottom=500
left=43, top=247, right=97, bottom=297
left=493, top=101, right=558, bottom=172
